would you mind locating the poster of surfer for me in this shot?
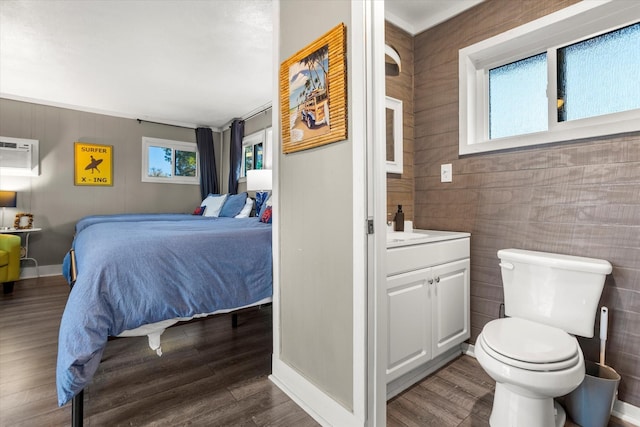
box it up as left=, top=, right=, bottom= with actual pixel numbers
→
left=74, top=142, right=113, bottom=186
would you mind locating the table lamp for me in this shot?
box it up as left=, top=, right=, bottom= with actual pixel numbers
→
left=0, top=191, right=17, bottom=230
left=246, top=169, right=272, bottom=215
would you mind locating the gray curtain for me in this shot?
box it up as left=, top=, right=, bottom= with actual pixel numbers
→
left=195, top=127, right=218, bottom=199
left=228, top=119, right=244, bottom=194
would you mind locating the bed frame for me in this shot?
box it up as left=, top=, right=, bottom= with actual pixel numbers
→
left=69, top=311, right=240, bottom=427
left=67, top=248, right=246, bottom=427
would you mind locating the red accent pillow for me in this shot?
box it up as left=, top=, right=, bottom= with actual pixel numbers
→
left=259, top=206, right=272, bottom=223
left=193, top=206, right=206, bottom=216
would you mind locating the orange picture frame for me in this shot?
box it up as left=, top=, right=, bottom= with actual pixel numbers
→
left=280, top=23, right=347, bottom=154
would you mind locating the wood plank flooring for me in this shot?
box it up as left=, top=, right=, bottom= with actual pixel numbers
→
left=0, top=276, right=317, bottom=427
left=388, top=356, right=636, bottom=427
left=1, top=276, right=637, bottom=426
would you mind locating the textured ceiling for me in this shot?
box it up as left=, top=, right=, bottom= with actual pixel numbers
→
left=0, top=0, right=272, bottom=129
left=0, top=1, right=480, bottom=130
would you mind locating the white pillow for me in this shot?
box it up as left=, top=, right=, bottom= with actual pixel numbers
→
left=235, top=197, right=254, bottom=218
left=201, top=194, right=228, bottom=217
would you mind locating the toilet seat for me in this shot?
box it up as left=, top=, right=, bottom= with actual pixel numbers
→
left=481, top=317, right=580, bottom=372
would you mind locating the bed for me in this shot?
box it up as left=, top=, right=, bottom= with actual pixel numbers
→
left=56, top=208, right=272, bottom=422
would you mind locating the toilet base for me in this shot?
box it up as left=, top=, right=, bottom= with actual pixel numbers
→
left=490, top=383, right=567, bottom=427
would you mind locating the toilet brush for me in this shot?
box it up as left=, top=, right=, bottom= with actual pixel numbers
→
left=599, top=306, right=608, bottom=367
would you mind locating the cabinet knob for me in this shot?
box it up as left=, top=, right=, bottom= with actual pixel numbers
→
left=435, top=276, right=440, bottom=283
left=428, top=278, right=434, bottom=285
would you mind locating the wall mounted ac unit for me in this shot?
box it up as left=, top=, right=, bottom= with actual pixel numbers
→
left=0, top=136, right=39, bottom=176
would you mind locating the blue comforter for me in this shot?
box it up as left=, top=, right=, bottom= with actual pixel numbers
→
left=56, top=214, right=272, bottom=406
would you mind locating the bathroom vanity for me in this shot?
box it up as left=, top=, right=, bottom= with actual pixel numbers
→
left=386, top=229, right=470, bottom=398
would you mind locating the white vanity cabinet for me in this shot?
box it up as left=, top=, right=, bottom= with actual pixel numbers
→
left=386, top=233, right=470, bottom=386
left=432, top=258, right=470, bottom=358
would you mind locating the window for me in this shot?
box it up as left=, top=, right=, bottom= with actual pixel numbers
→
left=459, top=2, right=640, bottom=155
left=243, top=132, right=263, bottom=176
left=557, top=23, right=640, bottom=122
left=489, top=53, right=547, bottom=139
left=142, top=137, right=198, bottom=184
left=240, top=128, right=272, bottom=178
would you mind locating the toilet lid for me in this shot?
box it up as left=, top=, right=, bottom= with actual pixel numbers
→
left=482, top=318, right=579, bottom=364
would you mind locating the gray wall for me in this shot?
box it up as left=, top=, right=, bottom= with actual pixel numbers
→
left=0, top=98, right=215, bottom=267
left=279, top=0, right=354, bottom=410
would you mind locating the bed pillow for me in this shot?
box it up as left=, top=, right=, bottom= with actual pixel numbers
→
left=201, top=194, right=228, bottom=217
left=257, top=193, right=272, bottom=220
left=219, top=192, right=248, bottom=217
left=259, top=206, right=272, bottom=223
left=192, top=206, right=206, bottom=216
left=235, top=197, right=254, bottom=218
left=258, top=194, right=273, bottom=222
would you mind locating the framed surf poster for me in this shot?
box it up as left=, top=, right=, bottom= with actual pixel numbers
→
left=280, top=23, right=347, bottom=154
left=74, top=142, right=113, bottom=186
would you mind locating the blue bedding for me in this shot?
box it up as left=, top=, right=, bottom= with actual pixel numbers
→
left=56, top=214, right=272, bottom=406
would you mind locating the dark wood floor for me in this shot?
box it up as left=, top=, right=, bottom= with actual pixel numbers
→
left=1, top=276, right=636, bottom=426
left=0, top=276, right=317, bottom=426
left=387, top=355, right=636, bottom=427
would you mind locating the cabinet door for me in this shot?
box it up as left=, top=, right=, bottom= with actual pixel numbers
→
left=386, top=269, right=432, bottom=382
left=432, top=258, right=470, bottom=357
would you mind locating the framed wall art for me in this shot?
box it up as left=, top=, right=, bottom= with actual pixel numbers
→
left=74, top=142, right=113, bottom=186
left=280, top=23, right=347, bottom=154
left=14, top=212, right=33, bottom=229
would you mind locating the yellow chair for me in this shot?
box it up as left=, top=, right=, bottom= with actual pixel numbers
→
left=0, top=234, right=21, bottom=294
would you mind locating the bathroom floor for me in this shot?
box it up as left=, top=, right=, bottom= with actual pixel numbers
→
left=387, top=355, right=635, bottom=427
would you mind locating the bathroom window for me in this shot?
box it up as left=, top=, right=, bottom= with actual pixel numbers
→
left=459, top=2, right=640, bottom=155
left=142, top=137, right=199, bottom=184
left=489, top=53, right=547, bottom=139
left=557, top=23, right=640, bottom=122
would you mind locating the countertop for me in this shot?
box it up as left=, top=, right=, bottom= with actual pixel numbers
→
left=387, top=229, right=470, bottom=248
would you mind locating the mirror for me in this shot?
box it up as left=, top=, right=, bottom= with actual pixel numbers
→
left=385, top=44, right=402, bottom=76
left=386, top=96, right=403, bottom=174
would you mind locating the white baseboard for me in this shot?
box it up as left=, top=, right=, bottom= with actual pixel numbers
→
left=613, top=399, right=640, bottom=426
left=270, top=359, right=362, bottom=427
left=20, top=263, right=62, bottom=279
left=461, top=341, right=475, bottom=357
left=464, top=343, right=640, bottom=425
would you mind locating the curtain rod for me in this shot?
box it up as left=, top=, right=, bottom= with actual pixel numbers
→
left=244, top=106, right=272, bottom=122
left=226, top=105, right=273, bottom=129
left=136, top=118, right=198, bottom=130
left=242, top=104, right=272, bottom=122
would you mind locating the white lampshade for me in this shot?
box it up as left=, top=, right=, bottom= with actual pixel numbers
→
left=246, top=169, right=272, bottom=191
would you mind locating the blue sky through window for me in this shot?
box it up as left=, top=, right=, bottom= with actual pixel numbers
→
left=148, top=146, right=171, bottom=177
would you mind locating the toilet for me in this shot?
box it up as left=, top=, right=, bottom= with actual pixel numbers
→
left=475, top=248, right=612, bottom=427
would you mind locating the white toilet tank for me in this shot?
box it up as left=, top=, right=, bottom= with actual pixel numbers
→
left=498, top=249, right=612, bottom=337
